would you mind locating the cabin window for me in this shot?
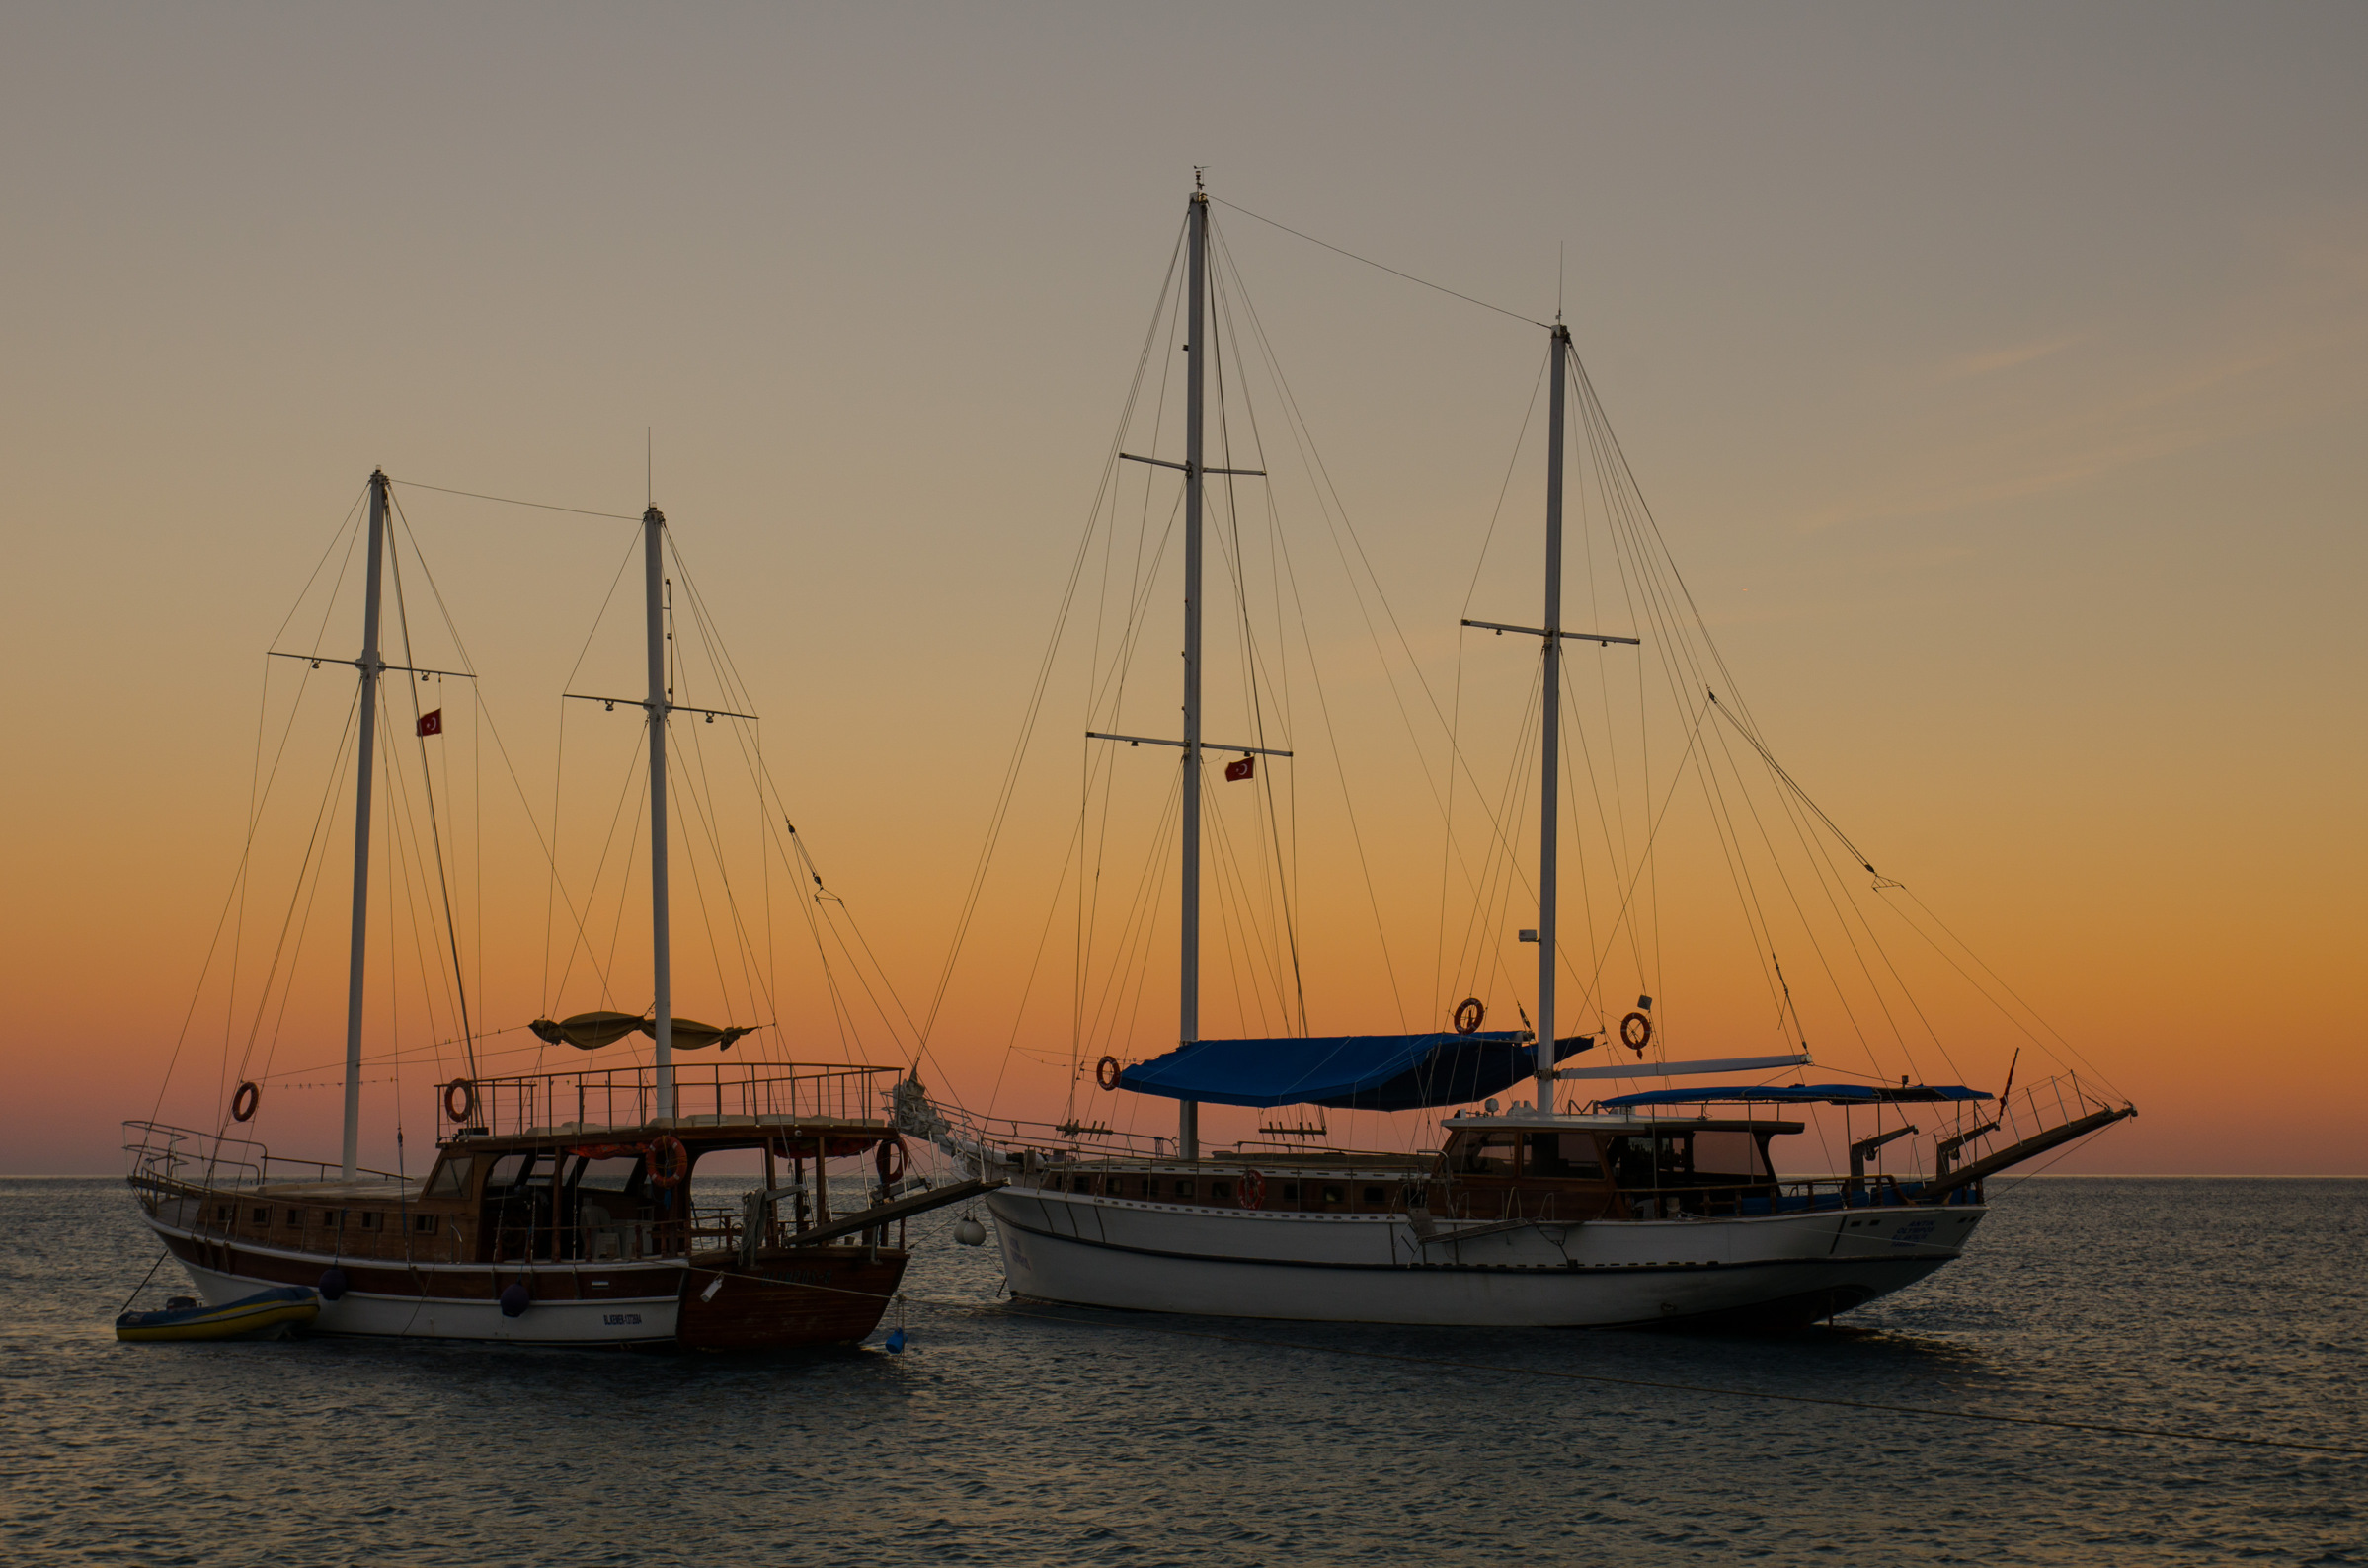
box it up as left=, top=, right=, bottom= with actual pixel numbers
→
left=359, top=1212, right=382, bottom=1231
left=1362, top=1185, right=1386, bottom=1207
left=1172, top=1179, right=1196, bottom=1200
left=1525, top=1133, right=1606, bottom=1179
left=1693, top=1131, right=1770, bottom=1180
left=284, top=1210, right=303, bottom=1227
left=1454, top=1133, right=1520, bottom=1174
left=425, top=1156, right=474, bottom=1199
left=1210, top=1181, right=1232, bottom=1203
left=1280, top=1183, right=1301, bottom=1206
left=575, top=1156, right=642, bottom=1194
left=216, top=1204, right=234, bottom=1223
left=251, top=1207, right=270, bottom=1224
left=412, top=1215, right=439, bottom=1234
left=1320, top=1185, right=1345, bottom=1208
left=482, top=1153, right=538, bottom=1192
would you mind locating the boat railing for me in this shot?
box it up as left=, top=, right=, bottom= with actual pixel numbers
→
left=448, top=1061, right=903, bottom=1139
left=1857, top=1072, right=2127, bottom=1186
left=905, top=1098, right=1177, bottom=1168
left=121, top=1120, right=407, bottom=1197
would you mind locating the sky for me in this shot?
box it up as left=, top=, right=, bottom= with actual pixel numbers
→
left=2, top=3, right=2361, bottom=1174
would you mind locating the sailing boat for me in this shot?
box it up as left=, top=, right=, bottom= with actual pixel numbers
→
left=921, top=185, right=2135, bottom=1328
left=124, top=474, right=991, bottom=1348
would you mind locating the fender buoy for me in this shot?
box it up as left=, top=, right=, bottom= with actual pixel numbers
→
left=230, top=1081, right=260, bottom=1123
left=442, top=1079, right=477, bottom=1125
left=874, top=1135, right=908, bottom=1187
left=1619, top=1011, right=1653, bottom=1055
left=1238, top=1169, right=1268, bottom=1210
left=1095, top=1055, right=1122, bottom=1091
left=648, top=1134, right=691, bottom=1189
left=1453, top=997, right=1486, bottom=1036
left=317, top=1267, right=349, bottom=1302
left=498, top=1283, right=530, bottom=1318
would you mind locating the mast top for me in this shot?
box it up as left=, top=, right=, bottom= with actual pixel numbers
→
left=1193, top=165, right=1206, bottom=194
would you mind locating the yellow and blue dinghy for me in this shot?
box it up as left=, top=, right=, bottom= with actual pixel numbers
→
left=116, top=1287, right=319, bottom=1343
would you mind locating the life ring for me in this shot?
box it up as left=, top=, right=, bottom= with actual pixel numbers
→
left=1619, top=1011, right=1653, bottom=1055
left=648, top=1134, right=691, bottom=1189
left=1238, top=1169, right=1267, bottom=1210
left=1095, top=1055, right=1122, bottom=1091
left=874, top=1135, right=908, bottom=1187
left=230, top=1081, right=260, bottom=1123
left=441, top=1079, right=477, bottom=1124
left=1453, top=997, right=1486, bottom=1036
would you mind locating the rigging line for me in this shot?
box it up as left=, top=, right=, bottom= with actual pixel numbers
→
left=1573, top=695, right=1719, bottom=1017
left=561, top=526, right=648, bottom=710
left=921, top=240, right=1185, bottom=1062
left=386, top=494, right=479, bottom=1080
left=1885, top=889, right=2126, bottom=1101
left=1219, top=237, right=1584, bottom=935
left=1705, top=697, right=1891, bottom=882
left=388, top=499, right=620, bottom=1008
left=551, top=721, right=649, bottom=1010
left=267, top=485, right=370, bottom=655
left=387, top=477, right=642, bottom=522
left=1460, top=352, right=1552, bottom=619
left=1209, top=196, right=1548, bottom=330
left=227, top=687, right=361, bottom=1088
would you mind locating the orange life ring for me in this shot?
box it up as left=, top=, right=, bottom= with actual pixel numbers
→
left=230, top=1081, right=260, bottom=1123
left=1619, top=1011, right=1653, bottom=1055
left=1238, top=1169, right=1267, bottom=1210
left=874, top=1135, right=908, bottom=1187
left=442, top=1079, right=477, bottom=1124
left=1095, top=1055, right=1122, bottom=1091
left=648, top=1134, right=691, bottom=1189
left=1453, top=997, right=1486, bottom=1036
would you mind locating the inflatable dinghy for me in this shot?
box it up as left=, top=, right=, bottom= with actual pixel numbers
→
left=116, top=1286, right=319, bottom=1343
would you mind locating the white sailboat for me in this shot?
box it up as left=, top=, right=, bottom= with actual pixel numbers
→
left=915, top=183, right=2134, bottom=1328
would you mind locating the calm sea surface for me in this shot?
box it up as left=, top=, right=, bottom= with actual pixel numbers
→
left=1, top=1176, right=2359, bottom=1566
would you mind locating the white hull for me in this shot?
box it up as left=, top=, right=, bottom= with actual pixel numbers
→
left=148, top=1213, right=684, bottom=1346
left=987, top=1187, right=1984, bottom=1327
left=174, top=1256, right=681, bottom=1344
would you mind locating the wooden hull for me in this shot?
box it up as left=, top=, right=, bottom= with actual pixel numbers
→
left=146, top=1214, right=905, bottom=1350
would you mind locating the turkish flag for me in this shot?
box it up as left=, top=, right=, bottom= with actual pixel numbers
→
left=417, top=709, right=442, bottom=738
left=1223, top=755, right=1255, bottom=782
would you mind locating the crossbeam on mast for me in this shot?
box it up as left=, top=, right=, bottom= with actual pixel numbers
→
left=563, top=692, right=757, bottom=722
left=268, top=650, right=478, bottom=679
left=1460, top=618, right=1639, bottom=647
left=1120, top=452, right=1267, bottom=477
left=1086, top=730, right=1292, bottom=758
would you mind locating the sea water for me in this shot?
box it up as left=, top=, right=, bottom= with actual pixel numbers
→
left=1, top=1176, right=2358, bottom=1566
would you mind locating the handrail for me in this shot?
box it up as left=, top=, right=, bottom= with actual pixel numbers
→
left=446, top=1061, right=902, bottom=1139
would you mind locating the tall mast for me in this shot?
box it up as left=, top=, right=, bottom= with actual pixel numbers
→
left=644, top=505, right=675, bottom=1121
left=1537, top=325, right=1570, bottom=1112
left=340, top=470, right=389, bottom=1179
left=1179, top=179, right=1209, bottom=1161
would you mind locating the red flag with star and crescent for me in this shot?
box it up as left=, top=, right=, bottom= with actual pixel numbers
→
left=1224, top=755, right=1254, bottom=782
left=417, top=709, right=442, bottom=738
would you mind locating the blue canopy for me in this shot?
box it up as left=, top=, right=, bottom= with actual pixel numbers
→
left=1118, top=1032, right=1594, bottom=1112
left=1597, top=1083, right=1993, bottom=1109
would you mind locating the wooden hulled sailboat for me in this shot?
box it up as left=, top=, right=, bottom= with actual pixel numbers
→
left=913, top=185, right=2134, bottom=1328
left=125, top=474, right=990, bottom=1348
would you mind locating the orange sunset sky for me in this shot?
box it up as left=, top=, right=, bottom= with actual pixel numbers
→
left=3, top=5, right=2361, bottom=1174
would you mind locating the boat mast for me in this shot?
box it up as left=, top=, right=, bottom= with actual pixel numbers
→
left=1179, top=178, right=1209, bottom=1161
left=340, top=470, right=389, bottom=1180
left=1537, top=325, right=1569, bottom=1113
left=644, top=505, right=675, bottom=1121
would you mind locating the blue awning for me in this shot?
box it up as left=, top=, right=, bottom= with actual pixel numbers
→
left=1117, top=1032, right=1594, bottom=1112
left=1597, top=1083, right=1993, bottom=1108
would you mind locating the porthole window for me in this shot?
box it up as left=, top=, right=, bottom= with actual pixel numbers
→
left=1362, top=1186, right=1385, bottom=1206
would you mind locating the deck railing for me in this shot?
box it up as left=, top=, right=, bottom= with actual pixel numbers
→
left=448, top=1061, right=902, bottom=1139
left=122, top=1120, right=407, bottom=1198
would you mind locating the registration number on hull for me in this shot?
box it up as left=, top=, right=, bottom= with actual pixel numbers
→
left=602, top=1313, right=644, bottom=1326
